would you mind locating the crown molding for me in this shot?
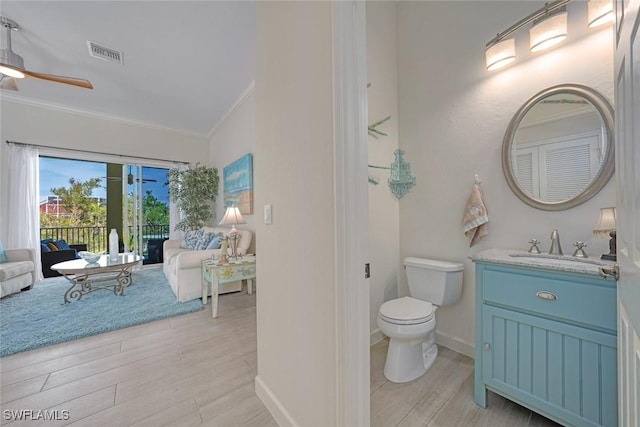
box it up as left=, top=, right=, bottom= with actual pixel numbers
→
left=0, top=93, right=208, bottom=139
left=207, top=80, right=256, bottom=139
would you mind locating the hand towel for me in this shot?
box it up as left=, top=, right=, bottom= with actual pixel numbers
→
left=462, top=184, right=489, bottom=247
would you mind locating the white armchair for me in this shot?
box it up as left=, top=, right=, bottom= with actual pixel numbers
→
left=163, top=227, right=253, bottom=302
left=0, top=248, right=37, bottom=298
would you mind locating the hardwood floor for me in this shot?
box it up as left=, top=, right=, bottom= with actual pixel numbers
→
left=371, top=339, right=561, bottom=427
left=2, top=284, right=560, bottom=427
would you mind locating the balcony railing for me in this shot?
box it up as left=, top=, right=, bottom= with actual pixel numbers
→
left=40, top=225, right=170, bottom=260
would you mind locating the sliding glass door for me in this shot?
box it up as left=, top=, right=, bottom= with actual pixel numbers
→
left=123, top=164, right=170, bottom=264
left=123, top=164, right=143, bottom=257
left=39, top=157, right=170, bottom=265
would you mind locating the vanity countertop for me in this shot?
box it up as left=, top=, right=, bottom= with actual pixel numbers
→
left=471, top=248, right=616, bottom=277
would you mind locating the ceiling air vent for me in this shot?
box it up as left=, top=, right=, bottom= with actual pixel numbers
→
left=87, top=41, right=123, bottom=65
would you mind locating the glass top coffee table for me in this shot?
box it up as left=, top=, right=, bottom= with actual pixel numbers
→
left=51, top=253, right=142, bottom=303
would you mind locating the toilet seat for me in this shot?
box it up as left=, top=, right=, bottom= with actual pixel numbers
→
left=379, top=296, right=434, bottom=325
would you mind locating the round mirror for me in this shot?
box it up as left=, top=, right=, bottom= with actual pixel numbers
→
left=502, top=84, right=614, bottom=211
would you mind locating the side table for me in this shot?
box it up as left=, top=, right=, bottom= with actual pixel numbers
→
left=201, top=258, right=256, bottom=318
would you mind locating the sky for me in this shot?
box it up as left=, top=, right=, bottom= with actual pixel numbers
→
left=39, top=157, right=170, bottom=204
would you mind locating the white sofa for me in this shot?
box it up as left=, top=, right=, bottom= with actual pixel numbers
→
left=0, top=248, right=37, bottom=298
left=163, top=227, right=253, bottom=302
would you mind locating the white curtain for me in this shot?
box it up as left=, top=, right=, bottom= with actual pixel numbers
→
left=168, top=164, right=188, bottom=240
left=2, top=144, right=43, bottom=281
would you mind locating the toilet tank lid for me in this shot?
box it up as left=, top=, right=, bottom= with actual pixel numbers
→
left=404, top=257, right=464, bottom=272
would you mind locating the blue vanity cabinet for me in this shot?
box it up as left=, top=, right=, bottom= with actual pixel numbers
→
left=474, top=262, right=617, bottom=427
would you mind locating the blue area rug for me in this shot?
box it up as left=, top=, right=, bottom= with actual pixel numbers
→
left=0, top=268, right=203, bottom=357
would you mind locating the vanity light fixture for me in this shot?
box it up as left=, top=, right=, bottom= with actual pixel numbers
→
left=529, top=6, right=568, bottom=52
left=485, top=0, right=571, bottom=71
left=485, top=38, right=516, bottom=71
left=587, top=0, right=614, bottom=28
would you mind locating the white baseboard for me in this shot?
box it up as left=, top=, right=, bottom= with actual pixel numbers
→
left=370, top=328, right=385, bottom=346
left=255, top=375, right=299, bottom=427
left=435, top=330, right=474, bottom=359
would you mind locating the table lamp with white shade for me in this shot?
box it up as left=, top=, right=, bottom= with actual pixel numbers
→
left=593, top=206, right=616, bottom=261
left=219, top=205, right=246, bottom=259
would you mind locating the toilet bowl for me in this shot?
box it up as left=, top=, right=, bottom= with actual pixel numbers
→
left=377, top=296, right=437, bottom=383
left=377, top=257, right=463, bottom=383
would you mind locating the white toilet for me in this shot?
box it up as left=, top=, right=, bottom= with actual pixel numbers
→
left=377, top=257, right=464, bottom=383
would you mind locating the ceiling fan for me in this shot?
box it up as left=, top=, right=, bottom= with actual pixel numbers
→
left=103, top=167, right=158, bottom=185
left=0, top=16, right=93, bottom=91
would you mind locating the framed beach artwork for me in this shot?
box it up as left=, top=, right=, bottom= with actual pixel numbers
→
left=223, top=153, right=253, bottom=214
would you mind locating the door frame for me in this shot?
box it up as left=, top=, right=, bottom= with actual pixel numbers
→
left=614, top=0, right=640, bottom=424
left=333, top=1, right=371, bottom=426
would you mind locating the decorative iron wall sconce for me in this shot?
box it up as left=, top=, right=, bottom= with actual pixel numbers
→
left=368, top=113, right=416, bottom=199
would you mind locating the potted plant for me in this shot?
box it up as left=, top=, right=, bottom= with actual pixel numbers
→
left=168, top=165, right=219, bottom=231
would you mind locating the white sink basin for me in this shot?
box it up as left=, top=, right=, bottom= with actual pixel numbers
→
left=471, top=249, right=615, bottom=277
left=508, top=253, right=610, bottom=267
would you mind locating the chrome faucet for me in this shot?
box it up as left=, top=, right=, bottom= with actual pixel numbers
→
left=549, top=229, right=563, bottom=255
left=528, top=239, right=541, bottom=254
left=572, top=242, right=588, bottom=258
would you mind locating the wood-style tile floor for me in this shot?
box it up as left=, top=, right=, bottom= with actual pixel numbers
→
left=371, top=339, right=561, bottom=427
left=0, top=287, right=276, bottom=427
left=2, top=281, right=560, bottom=427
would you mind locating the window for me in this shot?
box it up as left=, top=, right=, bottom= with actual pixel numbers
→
left=514, top=132, right=601, bottom=201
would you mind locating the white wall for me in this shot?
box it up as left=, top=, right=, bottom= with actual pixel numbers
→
left=0, top=100, right=209, bottom=240
left=396, top=1, right=615, bottom=357
left=0, top=100, right=208, bottom=162
left=208, top=86, right=257, bottom=253
left=210, top=4, right=393, bottom=409
left=254, top=2, right=337, bottom=426
left=366, top=2, right=401, bottom=344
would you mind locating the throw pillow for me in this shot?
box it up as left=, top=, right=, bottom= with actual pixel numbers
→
left=54, top=239, right=72, bottom=251
left=41, top=243, right=52, bottom=253
left=47, top=242, right=59, bottom=251
left=205, top=232, right=225, bottom=250
left=181, top=229, right=203, bottom=250
left=197, top=232, right=217, bottom=250
left=0, top=242, right=7, bottom=263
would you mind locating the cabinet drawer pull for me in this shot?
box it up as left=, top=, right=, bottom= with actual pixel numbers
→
left=536, top=291, right=558, bottom=301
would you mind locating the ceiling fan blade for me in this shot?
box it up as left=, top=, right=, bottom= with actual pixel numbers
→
left=22, top=69, right=93, bottom=89
left=0, top=74, right=19, bottom=91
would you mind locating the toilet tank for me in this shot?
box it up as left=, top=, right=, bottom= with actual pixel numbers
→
left=404, top=257, right=464, bottom=306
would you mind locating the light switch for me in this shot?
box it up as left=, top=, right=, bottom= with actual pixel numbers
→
left=264, top=204, right=272, bottom=225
